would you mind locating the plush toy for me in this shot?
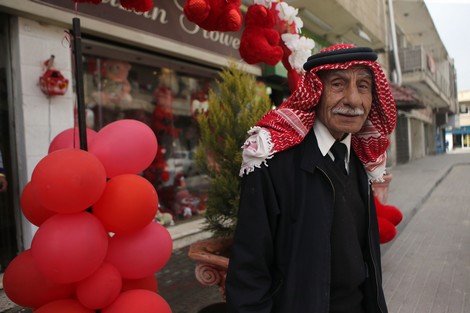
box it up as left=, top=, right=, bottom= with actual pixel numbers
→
left=155, top=207, right=175, bottom=227
left=173, top=187, right=200, bottom=218
left=183, top=0, right=243, bottom=32
left=87, top=59, right=132, bottom=127
left=239, top=4, right=284, bottom=66
left=374, top=195, right=403, bottom=244
left=90, top=59, right=132, bottom=110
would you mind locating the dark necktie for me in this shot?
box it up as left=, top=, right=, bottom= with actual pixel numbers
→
left=331, top=141, right=347, bottom=175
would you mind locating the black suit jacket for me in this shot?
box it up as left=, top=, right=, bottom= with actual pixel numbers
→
left=226, top=130, right=387, bottom=313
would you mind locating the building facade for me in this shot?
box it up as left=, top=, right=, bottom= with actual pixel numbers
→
left=392, top=0, right=458, bottom=162
left=445, top=90, right=470, bottom=151
left=0, top=0, right=457, bottom=270
left=0, top=0, right=263, bottom=270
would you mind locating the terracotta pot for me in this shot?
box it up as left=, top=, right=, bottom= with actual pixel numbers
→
left=188, top=237, right=232, bottom=299
left=372, top=173, right=393, bottom=204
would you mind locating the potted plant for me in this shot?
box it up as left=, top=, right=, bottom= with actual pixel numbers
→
left=188, top=62, right=272, bottom=299
left=372, top=170, right=393, bottom=204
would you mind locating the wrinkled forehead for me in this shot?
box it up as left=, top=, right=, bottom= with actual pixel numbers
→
left=317, top=65, right=373, bottom=82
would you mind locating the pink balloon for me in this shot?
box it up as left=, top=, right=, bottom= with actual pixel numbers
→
left=106, top=222, right=172, bottom=279
left=76, top=263, right=122, bottom=310
left=35, top=299, right=94, bottom=313
left=48, top=127, right=97, bottom=153
left=92, top=174, right=158, bottom=234
left=31, top=149, right=107, bottom=213
left=3, top=250, right=75, bottom=309
left=31, top=212, right=109, bottom=284
left=20, top=182, right=56, bottom=226
left=102, top=290, right=171, bottom=313
left=89, top=119, right=158, bottom=178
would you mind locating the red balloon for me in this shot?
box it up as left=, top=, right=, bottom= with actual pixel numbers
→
left=3, top=250, right=74, bottom=309
left=35, top=299, right=94, bottom=313
left=89, top=119, right=158, bottom=178
left=31, top=149, right=107, bottom=213
left=31, top=212, right=109, bottom=284
left=122, top=275, right=158, bottom=293
left=106, top=222, right=172, bottom=279
left=92, top=174, right=158, bottom=234
left=20, top=182, right=56, bottom=226
left=48, top=127, right=97, bottom=153
left=76, top=263, right=122, bottom=310
left=102, top=290, right=171, bottom=313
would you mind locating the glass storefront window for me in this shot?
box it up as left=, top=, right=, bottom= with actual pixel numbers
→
left=464, top=134, right=470, bottom=148
left=82, top=42, right=218, bottom=226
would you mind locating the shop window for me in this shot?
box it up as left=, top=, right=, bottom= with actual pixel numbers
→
left=82, top=46, right=217, bottom=226
left=464, top=134, right=470, bottom=148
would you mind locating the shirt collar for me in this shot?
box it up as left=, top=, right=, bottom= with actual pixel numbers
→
left=313, top=119, right=351, bottom=163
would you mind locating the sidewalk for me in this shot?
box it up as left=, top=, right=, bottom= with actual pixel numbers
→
left=382, top=149, right=470, bottom=252
left=1, top=150, right=470, bottom=312
left=382, top=150, right=470, bottom=312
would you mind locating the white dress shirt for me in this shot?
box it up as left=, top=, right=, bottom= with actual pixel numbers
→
left=313, top=119, right=351, bottom=173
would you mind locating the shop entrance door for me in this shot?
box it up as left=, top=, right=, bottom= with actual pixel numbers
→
left=0, top=13, right=19, bottom=272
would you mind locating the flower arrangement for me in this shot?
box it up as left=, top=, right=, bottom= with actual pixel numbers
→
left=252, top=0, right=316, bottom=89
left=183, top=0, right=316, bottom=90
left=260, top=1, right=315, bottom=68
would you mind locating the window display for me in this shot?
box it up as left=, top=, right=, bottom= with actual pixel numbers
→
left=83, top=47, right=217, bottom=226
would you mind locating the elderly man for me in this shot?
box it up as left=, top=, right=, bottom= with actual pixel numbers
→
left=226, top=44, right=396, bottom=313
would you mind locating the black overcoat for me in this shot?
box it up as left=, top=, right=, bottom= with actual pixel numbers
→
left=226, top=130, right=388, bottom=313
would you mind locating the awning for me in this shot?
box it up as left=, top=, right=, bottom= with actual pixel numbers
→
left=390, top=84, right=426, bottom=109
left=448, top=126, right=470, bottom=135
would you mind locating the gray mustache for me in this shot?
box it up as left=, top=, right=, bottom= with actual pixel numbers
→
left=332, top=107, right=365, bottom=116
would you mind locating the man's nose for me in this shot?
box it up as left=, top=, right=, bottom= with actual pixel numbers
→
left=343, top=85, right=361, bottom=106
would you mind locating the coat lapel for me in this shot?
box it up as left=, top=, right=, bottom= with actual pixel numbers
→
left=300, top=129, right=328, bottom=174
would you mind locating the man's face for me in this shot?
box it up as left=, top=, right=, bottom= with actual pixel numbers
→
left=315, top=66, right=374, bottom=140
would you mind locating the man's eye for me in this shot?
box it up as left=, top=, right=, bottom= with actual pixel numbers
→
left=358, top=83, right=372, bottom=94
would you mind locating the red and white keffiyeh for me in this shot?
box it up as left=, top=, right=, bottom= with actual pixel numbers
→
left=240, top=44, right=397, bottom=182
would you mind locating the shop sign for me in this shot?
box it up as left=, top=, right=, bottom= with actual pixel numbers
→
left=31, top=0, right=242, bottom=59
